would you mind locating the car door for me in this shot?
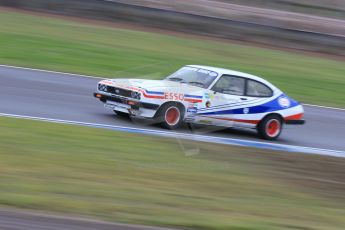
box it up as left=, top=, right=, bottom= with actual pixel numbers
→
left=196, top=75, right=251, bottom=127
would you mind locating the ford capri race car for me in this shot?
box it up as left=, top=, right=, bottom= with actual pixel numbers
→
left=94, top=65, right=305, bottom=140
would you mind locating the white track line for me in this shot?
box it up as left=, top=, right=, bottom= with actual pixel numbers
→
left=1, top=64, right=344, bottom=111
left=303, top=103, right=345, bottom=111
left=0, top=64, right=104, bottom=79
left=0, top=112, right=344, bottom=158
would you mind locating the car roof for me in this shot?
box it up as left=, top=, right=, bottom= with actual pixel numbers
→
left=187, top=65, right=276, bottom=89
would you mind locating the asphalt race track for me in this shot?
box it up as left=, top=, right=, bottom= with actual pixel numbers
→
left=0, top=209, right=174, bottom=230
left=0, top=65, right=345, bottom=153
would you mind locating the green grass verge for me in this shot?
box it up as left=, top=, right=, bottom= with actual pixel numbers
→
left=0, top=10, right=344, bottom=107
left=0, top=117, right=345, bottom=230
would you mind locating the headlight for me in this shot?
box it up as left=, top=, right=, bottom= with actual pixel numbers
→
left=98, top=84, right=107, bottom=92
left=131, top=91, right=141, bottom=100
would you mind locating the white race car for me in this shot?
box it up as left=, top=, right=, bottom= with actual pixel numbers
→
left=94, top=65, right=304, bottom=140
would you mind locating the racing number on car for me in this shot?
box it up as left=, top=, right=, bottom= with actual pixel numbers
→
left=164, top=92, right=184, bottom=101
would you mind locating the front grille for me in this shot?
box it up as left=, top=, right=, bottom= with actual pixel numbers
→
left=98, top=84, right=141, bottom=99
left=106, top=86, right=132, bottom=98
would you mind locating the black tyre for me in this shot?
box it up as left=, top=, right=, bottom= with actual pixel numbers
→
left=157, top=103, right=184, bottom=130
left=257, top=114, right=283, bottom=140
left=114, top=110, right=129, bottom=118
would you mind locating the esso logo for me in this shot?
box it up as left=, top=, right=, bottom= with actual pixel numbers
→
left=164, top=92, right=184, bottom=101
left=278, top=97, right=290, bottom=108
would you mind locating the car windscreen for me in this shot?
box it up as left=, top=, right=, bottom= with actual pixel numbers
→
left=165, top=66, right=218, bottom=89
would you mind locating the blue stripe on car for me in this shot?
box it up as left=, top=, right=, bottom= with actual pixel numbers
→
left=145, top=90, right=165, bottom=95
left=198, top=94, right=299, bottom=115
left=197, top=97, right=265, bottom=112
left=184, top=94, right=203, bottom=99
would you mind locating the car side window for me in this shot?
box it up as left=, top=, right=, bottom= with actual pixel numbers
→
left=246, top=79, right=273, bottom=97
left=211, top=75, right=245, bottom=96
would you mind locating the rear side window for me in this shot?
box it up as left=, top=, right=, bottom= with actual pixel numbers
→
left=246, top=80, right=273, bottom=97
left=212, top=75, right=245, bottom=96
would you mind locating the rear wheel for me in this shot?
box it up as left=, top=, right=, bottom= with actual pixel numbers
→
left=257, top=114, right=282, bottom=140
left=157, top=103, right=184, bottom=130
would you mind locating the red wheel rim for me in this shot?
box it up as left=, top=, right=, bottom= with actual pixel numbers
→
left=266, top=119, right=281, bottom=137
left=165, top=107, right=180, bottom=126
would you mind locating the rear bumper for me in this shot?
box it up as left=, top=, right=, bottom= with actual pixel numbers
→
left=285, top=119, right=305, bottom=125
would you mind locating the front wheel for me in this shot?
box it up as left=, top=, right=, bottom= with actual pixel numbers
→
left=157, top=103, right=184, bottom=130
left=257, top=115, right=283, bottom=140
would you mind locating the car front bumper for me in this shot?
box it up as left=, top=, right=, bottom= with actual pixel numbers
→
left=94, top=93, right=160, bottom=117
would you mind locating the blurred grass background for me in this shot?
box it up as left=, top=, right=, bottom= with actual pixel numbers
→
left=0, top=117, right=345, bottom=230
left=0, top=10, right=344, bottom=107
